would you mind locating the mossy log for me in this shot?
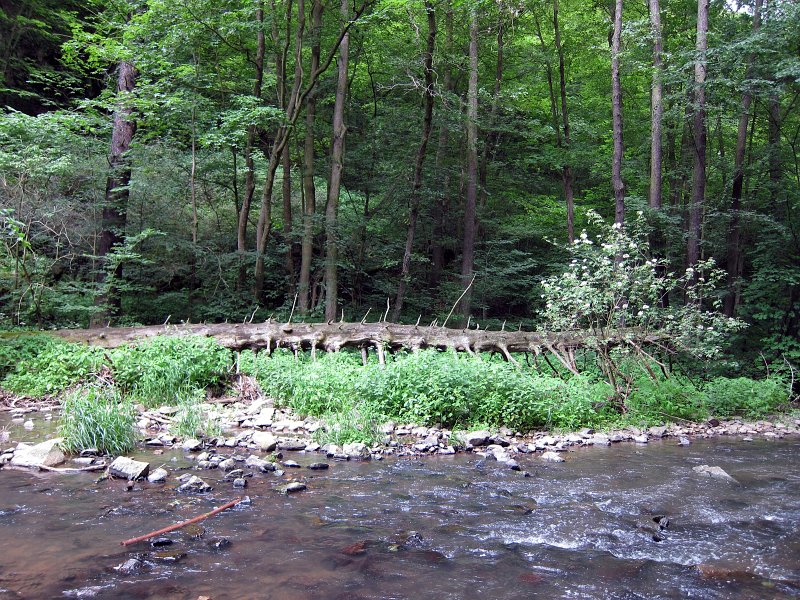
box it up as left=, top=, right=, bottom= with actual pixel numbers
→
left=48, top=321, right=665, bottom=364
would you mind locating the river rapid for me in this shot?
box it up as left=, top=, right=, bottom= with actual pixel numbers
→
left=1, top=412, right=798, bottom=600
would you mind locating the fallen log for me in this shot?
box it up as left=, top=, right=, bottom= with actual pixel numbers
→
left=120, top=497, right=243, bottom=546
left=46, top=321, right=666, bottom=356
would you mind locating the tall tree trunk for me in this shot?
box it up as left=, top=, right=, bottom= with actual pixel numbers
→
left=430, top=0, right=453, bottom=288
left=478, top=5, right=504, bottom=208
left=460, top=7, right=479, bottom=320
left=768, top=91, right=782, bottom=218
left=189, top=106, right=198, bottom=320
left=648, top=0, right=663, bottom=209
left=688, top=0, right=708, bottom=275
left=554, top=0, right=575, bottom=241
left=92, top=60, right=137, bottom=327
left=298, top=0, right=323, bottom=315
left=282, top=144, right=294, bottom=294
left=324, top=0, right=351, bottom=321
left=393, top=0, right=436, bottom=322
left=237, top=2, right=266, bottom=287
left=725, top=0, right=761, bottom=317
left=611, top=0, right=625, bottom=225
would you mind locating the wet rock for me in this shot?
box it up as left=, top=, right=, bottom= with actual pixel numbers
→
left=251, top=432, right=277, bottom=452
left=648, top=426, right=667, bottom=438
left=152, top=549, right=186, bottom=562
left=177, top=475, right=212, bottom=493
left=218, top=458, right=236, bottom=471
left=150, top=538, right=173, bottom=547
left=233, top=477, right=247, bottom=488
left=438, top=446, right=456, bottom=455
left=307, top=462, right=329, bottom=470
left=223, top=469, right=245, bottom=480
left=108, top=456, right=150, bottom=480
left=207, top=537, right=231, bottom=551
left=304, top=442, right=321, bottom=452
left=653, top=515, right=670, bottom=530
left=633, top=435, right=649, bottom=444
left=245, top=455, right=276, bottom=472
left=589, top=434, right=611, bottom=447
left=252, top=411, right=274, bottom=429
left=277, top=438, right=308, bottom=452
left=342, top=442, right=371, bottom=460
left=115, top=557, right=146, bottom=574
left=182, top=438, right=203, bottom=451
left=464, top=430, right=491, bottom=448
left=10, top=438, right=66, bottom=468
left=282, top=460, right=301, bottom=468
left=540, top=451, right=565, bottom=463
left=22, top=420, right=34, bottom=430
left=278, top=481, right=307, bottom=494
left=147, top=467, right=168, bottom=483
left=693, top=464, right=738, bottom=483
left=341, top=540, right=369, bottom=556
left=678, top=437, right=691, bottom=446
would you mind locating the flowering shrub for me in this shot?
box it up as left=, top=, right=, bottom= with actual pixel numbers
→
left=540, top=211, right=744, bottom=402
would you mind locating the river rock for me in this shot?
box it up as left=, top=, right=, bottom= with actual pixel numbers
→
left=177, top=475, right=212, bottom=493
left=633, top=435, right=649, bottom=444
left=307, top=462, right=329, bottom=470
left=541, top=451, right=565, bottom=463
left=589, top=434, right=611, bottom=447
left=109, top=456, right=150, bottom=480
left=277, top=438, right=308, bottom=451
left=278, top=481, right=307, bottom=494
left=282, top=460, right=301, bottom=468
left=464, top=430, right=491, bottom=448
left=693, top=465, right=738, bottom=483
left=245, top=455, right=276, bottom=472
left=182, top=438, right=203, bottom=451
left=343, top=442, right=371, bottom=460
left=10, top=438, right=66, bottom=468
left=648, top=426, right=668, bottom=438
left=233, top=477, right=247, bottom=488
left=147, top=467, right=169, bottom=483
left=218, top=458, right=236, bottom=471
left=678, top=437, right=691, bottom=446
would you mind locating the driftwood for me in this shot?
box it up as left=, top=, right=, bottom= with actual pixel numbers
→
left=120, top=497, right=243, bottom=546
left=47, top=321, right=665, bottom=360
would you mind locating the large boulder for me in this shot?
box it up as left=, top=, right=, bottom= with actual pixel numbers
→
left=10, top=438, right=66, bottom=468
left=251, top=432, right=277, bottom=452
left=692, top=464, right=738, bottom=483
left=108, top=456, right=150, bottom=480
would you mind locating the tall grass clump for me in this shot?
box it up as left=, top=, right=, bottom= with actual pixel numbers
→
left=59, top=385, right=137, bottom=455
left=171, top=385, right=222, bottom=438
left=110, top=336, right=232, bottom=407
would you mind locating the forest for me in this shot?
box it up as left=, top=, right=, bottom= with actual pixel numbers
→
left=1, top=0, right=799, bottom=391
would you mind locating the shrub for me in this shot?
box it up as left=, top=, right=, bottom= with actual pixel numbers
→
left=59, top=385, right=137, bottom=455
left=314, top=404, right=381, bottom=446
left=2, top=338, right=105, bottom=396
left=626, top=375, right=709, bottom=423
left=704, top=377, right=788, bottom=419
left=171, top=386, right=221, bottom=439
left=110, top=336, right=232, bottom=406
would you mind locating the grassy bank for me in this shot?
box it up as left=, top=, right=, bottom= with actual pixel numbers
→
left=0, top=334, right=795, bottom=450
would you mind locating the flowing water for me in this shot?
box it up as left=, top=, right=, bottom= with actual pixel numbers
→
left=1, top=413, right=799, bottom=599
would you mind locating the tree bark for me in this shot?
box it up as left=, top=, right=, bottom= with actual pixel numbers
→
left=237, top=2, right=266, bottom=288
left=298, top=0, right=323, bottom=315
left=554, top=0, right=575, bottom=242
left=92, top=60, right=137, bottom=327
left=648, top=0, right=663, bottom=210
left=610, top=0, right=625, bottom=225
left=324, top=0, right=351, bottom=321
left=430, top=0, right=453, bottom=288
left=460, top=7, right=479, bottom=320
left=724, top=0, right=761, bottom=317
left=393, top=0, right=436, bottom=322
left=478, top=5, right=505, bottom=209
left=688, top=0, right=708, bottom=275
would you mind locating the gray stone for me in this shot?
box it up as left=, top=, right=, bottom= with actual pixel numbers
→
left=278, top=481, right=307, bottom=494
left=379, top=422, right=396, bottom=434
left=678, top=437, right=691, bottom=446
left=277, top=438, right=308, bottom=451
left=464, top=430, right=491, bottom=448
left=633, top=435, right=649, bottom=444
left=282, top=460, right=301, bottom=468
left=589, top=434, right=611, bottom=447
left=10, top=438, right=66, bottom=468
left=692, top=465, right=738, bottom=483
left=252, top=412, right=274, bottom=429
left=177, top=475, right=212, bottom=493
left=147, top=467, right=169, bottom=483
left=438, top=446, right=456, bottom=455
left=245, top=455, right=276, bottom=472
left=304, top=442, right=321, bottom=452
left=541, top=451, right=565, bottom=463
left=233, top=478, right=247, bottom=488
left=648, top=426, right=668, bottom=438
left=307, top=462, right=329, bottom=470
left=218, top=458, right=236, bottom=471
left=343, top=442, right=371, bottom=460
left=108, top=456, right=150, bottom=480
left=182, top=438, right=203, bottom=451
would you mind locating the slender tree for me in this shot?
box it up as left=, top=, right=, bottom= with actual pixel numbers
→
left=648, top=0, right=663, bottom=210
left=460, top=6, right=479, bottom=319
left=324, top=0, right=351, bottom=321
left=724, top=0, right=761, bottom=316
left=393, top=0, right=436, bottom=321
left=554, top=0, right=575, bottom=241
left=298, top=0, right=323, bottom=315
left=687, top=0, right=708, bottom=275
left=611, top=0, right=625, bottom=225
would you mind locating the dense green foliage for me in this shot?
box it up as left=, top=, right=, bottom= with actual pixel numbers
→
left=59, top=385, right=137, bottom=455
